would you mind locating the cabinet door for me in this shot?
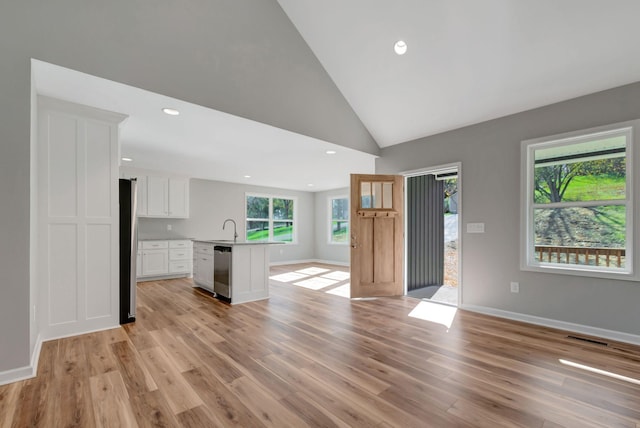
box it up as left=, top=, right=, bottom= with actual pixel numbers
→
left=193, top=254, right=214, bottom=291
left=121, top=172, right=148, bottom=216
left=147, top=176, right=168, bottom=216
left=136, top=250, right=142, bottom=278
left=168, top=178, right=189, bottom=218
left=136, top=175, right=148, bottom=216
left=141, top=249, right=169, bottom=276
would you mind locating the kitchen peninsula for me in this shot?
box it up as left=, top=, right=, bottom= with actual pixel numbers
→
left=192, top=239, right=282, bottom=304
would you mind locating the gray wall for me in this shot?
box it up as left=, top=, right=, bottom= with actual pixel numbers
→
left=138, top=178, right=315, bottom=263
left=0, top=0, right=375, bottom=373
left=314, top=188, right=350, bottom=264
left=378, top=81, right=640, bottom=335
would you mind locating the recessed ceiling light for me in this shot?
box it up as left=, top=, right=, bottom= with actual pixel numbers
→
left=394, top=40, right=408, bottom=55
left=244, top=175, right=251, bottom=179
left=121, top=157, right=133, bottom=162
left=325, top=150, right=337, bottom=155
left=307, top=184, right=314, bottom=187
left=162, top=107, right=180, bottom=116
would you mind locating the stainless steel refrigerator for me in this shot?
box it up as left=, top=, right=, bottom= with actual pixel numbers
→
left=119, top=178, right=138, bottom=324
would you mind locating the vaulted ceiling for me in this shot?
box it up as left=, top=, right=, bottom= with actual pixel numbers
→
left=26, top=0, right=640, bottom=191
left=277, top=0, right=640, bottom=147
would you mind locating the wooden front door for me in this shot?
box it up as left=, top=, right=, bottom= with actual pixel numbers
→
left=350, top=174, right=404, bottom=298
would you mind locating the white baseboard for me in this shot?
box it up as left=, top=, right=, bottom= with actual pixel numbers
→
left=42, top=323, right=121, bottom=343
left=0, top=334, right=42, bottom=386
left=270, top=259, right=349, bottom=267
left=462, top=304, right=640, bottom=347
left=0, top=324, right=122, bottom=386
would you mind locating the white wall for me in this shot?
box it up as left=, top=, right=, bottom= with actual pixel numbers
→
left=0, top=0, right=374, bottom=375
left=314, top=188, right=350, bottom=264
left=377, top=81, right=640, bottom=337
left=137, top=178, right=316, bottom=263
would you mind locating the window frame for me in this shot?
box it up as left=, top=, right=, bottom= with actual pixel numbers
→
left=328, top=195, right=349, bottom=245
left=245, top=193, right=297, bottom=244
left=520, top=120, right=640, bottom=281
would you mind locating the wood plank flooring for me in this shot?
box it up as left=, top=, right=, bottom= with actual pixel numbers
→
left=2, top=262, right=640, bottom=427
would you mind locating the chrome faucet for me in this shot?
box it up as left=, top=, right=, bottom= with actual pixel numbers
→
left=223, top=218, right=238, bottom=242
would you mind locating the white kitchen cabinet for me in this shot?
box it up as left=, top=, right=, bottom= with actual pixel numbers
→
left=147, top=176, right=169, bottom=216
left=192, top=242, right=214, bottom=292
left=192, top=240, right=274, bottom=304
left=141, top=249, right=169, bottom=276
left=121, top=172, right=148, bottom=216
left=119, top=169, right=189, bottom=218
left=146, top=176, right=189, bottom=218
left=168, top=240, right=192, bottom=274
left=136, top=249, right=142, bottom=277
left=168, top=178, right=189, bottom=218
left=138, top=239, right=191, bottom=279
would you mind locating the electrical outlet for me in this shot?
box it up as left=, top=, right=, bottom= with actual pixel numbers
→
left=510, top=282, right=520, bottom=293
left=466, top=222, right=485, bottom=233
left=167, top=224, right=172, bottom=231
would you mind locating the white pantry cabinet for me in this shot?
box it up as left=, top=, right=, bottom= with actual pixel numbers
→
left=38, top=96, right=127, bottom=340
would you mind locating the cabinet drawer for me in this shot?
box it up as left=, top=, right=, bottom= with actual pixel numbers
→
left=195, top=253, right=213, bottom=263
left=169, top=260, right=192, bottom=273
left=194, top=243, right=214, bottom=255
left=141, top=240, right=169, bottom=249
left=169, top=248, right=191, bottom=261
left=169, top=240, right=192, bottom=249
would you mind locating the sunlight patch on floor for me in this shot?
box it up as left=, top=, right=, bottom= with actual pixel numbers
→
left=270, top=272, right=309, bottom=283
left=294, top=277, right=338, bottom=290
left=559, top=359, right=640, bottom=385
left=325, top=283, right=350, bottom=298
left=322, top=271, right=350, bottom=281
left=296, top=267, right=331, bottom=275
left=408, top=300, right=458, bottom=329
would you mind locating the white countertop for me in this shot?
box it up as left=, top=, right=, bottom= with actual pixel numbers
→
left=138, top=234, right=193, bottom=241
left=193, top=239, right=285, bottom=246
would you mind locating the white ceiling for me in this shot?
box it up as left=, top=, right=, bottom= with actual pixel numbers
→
left=32, top=60, right=376, bottom=192
left=32, top=2, right=640, bottom=190
left=277, top=0, right=640, bottom=147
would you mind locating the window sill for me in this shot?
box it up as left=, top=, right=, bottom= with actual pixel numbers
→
left=521, top=262, right=638, bottom=282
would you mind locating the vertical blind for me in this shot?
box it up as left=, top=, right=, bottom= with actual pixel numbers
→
left=407, top=174, right=444, bottom=291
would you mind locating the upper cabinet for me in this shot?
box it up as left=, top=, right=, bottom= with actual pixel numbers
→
left=147, top=175, right=169, bottom=216
left=168, top=178, right=189, bottom=218
left=121, top=169, right=189, bottom=218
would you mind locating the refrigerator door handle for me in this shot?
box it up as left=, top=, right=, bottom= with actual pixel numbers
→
left=129, top=178, right=138, bottom=318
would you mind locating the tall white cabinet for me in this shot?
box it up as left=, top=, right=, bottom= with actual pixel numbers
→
left=38, top=96, right=126, bottom=340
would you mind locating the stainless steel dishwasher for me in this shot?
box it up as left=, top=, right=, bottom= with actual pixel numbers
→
left=213, top=246, right=232, bottom=299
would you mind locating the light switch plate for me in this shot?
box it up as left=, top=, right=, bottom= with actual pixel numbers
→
left=466, top=222, right=485, bottom=233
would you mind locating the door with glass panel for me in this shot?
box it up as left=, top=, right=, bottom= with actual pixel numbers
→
left=350, top=174, right=404, bottom=297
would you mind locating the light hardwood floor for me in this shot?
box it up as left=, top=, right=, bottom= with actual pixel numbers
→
left=2, top=262, right=640, bottom=427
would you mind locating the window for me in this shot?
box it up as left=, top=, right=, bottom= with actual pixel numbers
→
left=246, top=194, right=295, bottom=243
left=329, top=196, right=349, bottom=244
left=521, top=121, right=638, bottom=279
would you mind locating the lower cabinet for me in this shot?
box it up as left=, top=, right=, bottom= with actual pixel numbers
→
left=138, top=239, right=192, bottom=280
left=193, top=242, right=214, bottom=292
left=192, top=241, right=271, bottom=304
left=141, top=249, right=169, bottom=276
